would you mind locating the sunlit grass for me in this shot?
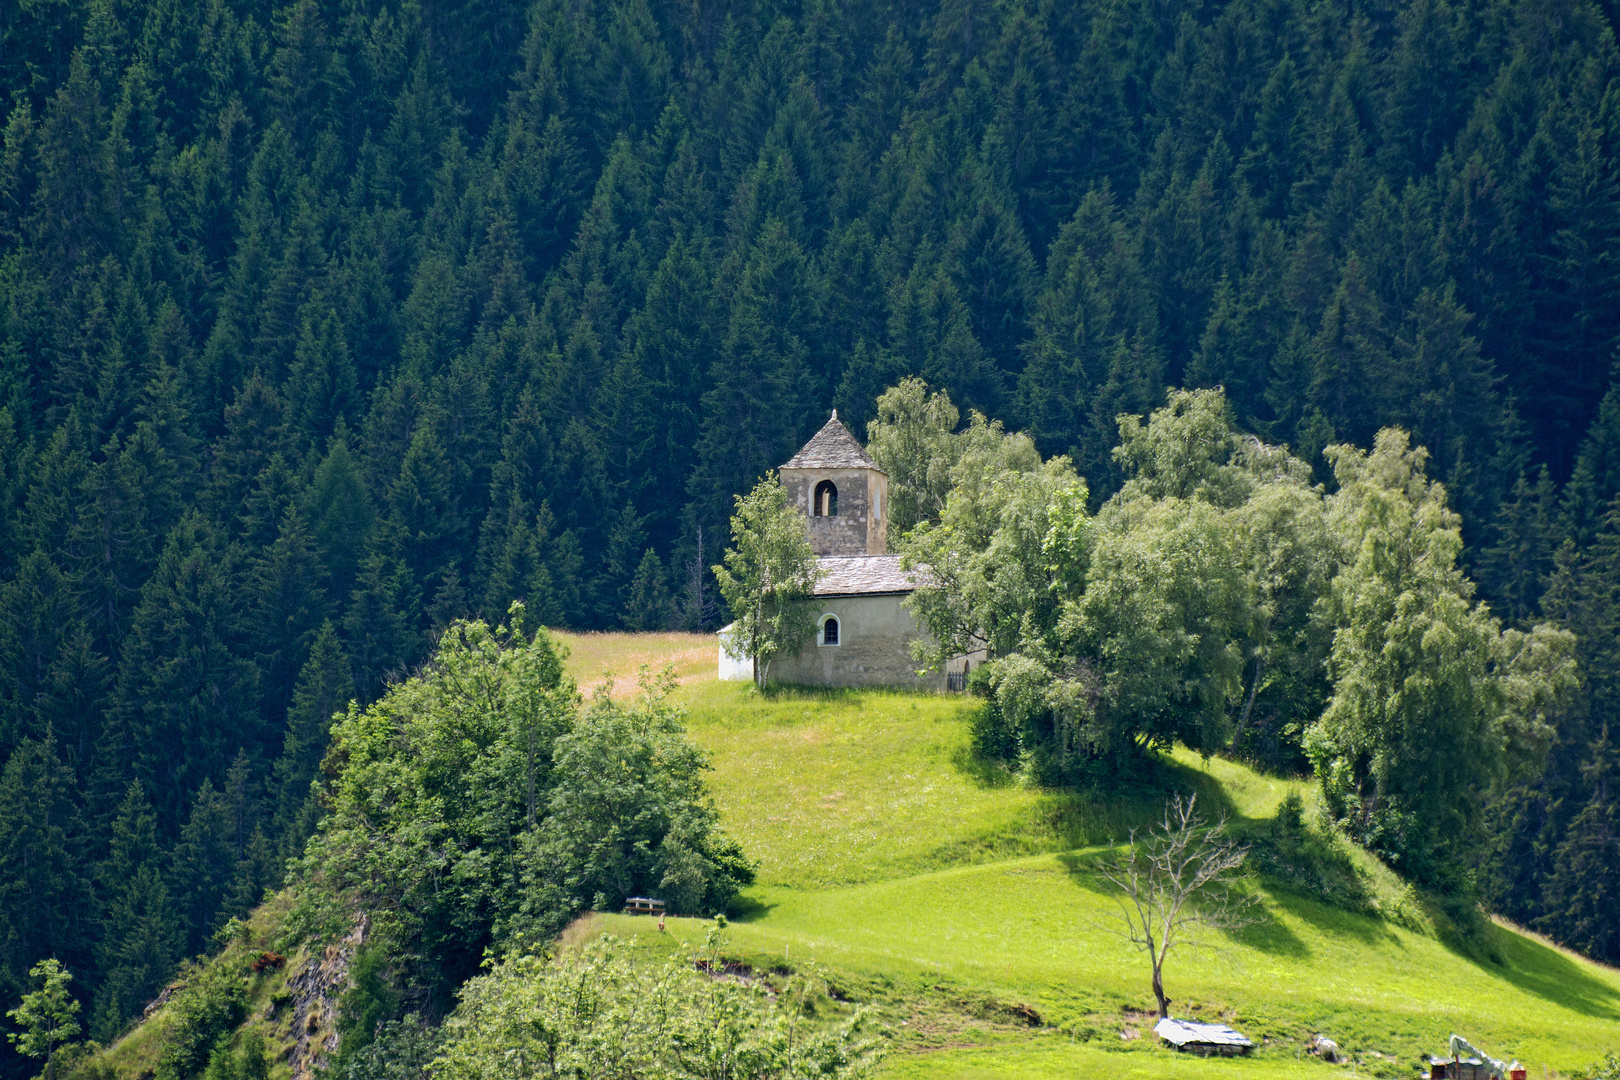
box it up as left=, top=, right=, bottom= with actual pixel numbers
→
left=548, top=633, right=1620, bottom=1076
left=550, top=629, right=715, bottom=698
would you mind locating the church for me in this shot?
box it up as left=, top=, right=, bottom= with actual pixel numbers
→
left=718, top=413, right=977, bottom=690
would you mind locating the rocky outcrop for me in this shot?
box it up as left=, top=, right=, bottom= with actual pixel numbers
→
left=285, top=914, right=367, bottom=1080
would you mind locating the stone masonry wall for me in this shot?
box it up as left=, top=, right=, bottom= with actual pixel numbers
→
left=779, top=468, right=887, bottom=555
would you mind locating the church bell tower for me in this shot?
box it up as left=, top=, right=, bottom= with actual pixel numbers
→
left=778, top=411, right=888, bottom=556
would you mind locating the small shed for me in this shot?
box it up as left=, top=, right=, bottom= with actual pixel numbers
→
left=1426, top=1056, right=1524, bottom=1080
left=1154, top=1017, right=1255, bottom=1057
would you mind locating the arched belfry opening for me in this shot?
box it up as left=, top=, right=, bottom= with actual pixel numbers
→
left=814, top=479, right=838, bottom=517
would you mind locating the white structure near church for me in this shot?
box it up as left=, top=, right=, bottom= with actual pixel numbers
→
left=718, top=412, right=978, bottom=690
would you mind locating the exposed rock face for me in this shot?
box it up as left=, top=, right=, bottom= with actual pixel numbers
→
left=286, top=914, right=367, bottom=1080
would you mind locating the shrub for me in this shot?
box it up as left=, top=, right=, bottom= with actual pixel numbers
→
left=155, top=967, right=248, bottom=1080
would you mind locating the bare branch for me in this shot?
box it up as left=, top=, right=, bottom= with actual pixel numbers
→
left=1096, top=794, right=1255, bottom=1019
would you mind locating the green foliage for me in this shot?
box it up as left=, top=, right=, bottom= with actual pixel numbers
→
left=714, top=475, right=821, bottom=689
left=5, top=0, right=1620, bottom=1037
left=5, top=959, right=80, bottom=1078
left=333, top=1016, right=439, bottom=1080
left=436, top=933, right=881, bottom=1080
left=289, top=615, right=748, bottom=1002
left=865, top=378, right=963, bottom=536
left=154, top=965, right=246, bottom=1080
left=199, top=1031, right=267, bottom=1080
left=332, top=944, right=399, bottom=1072
left=909, top=388, right=1327, bottom=780
left=519, top=671, right=755, bottom=926
left=1308, top=431, right=1578, bottom=885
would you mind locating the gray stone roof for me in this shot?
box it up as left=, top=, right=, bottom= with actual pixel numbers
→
left=813, top=555, right=917, bottom=596
left=782, top=412, right=883, bottom=472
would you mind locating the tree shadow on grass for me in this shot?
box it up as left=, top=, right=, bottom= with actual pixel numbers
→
left=1259, top=884, right=1400, bottom=949
left=1053, top=850, right=1314, bottom=961
left=727, top=892, right=780, bottom=923
left=1474, top=922, right=1620, bottom=1020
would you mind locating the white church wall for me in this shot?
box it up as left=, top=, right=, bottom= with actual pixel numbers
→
left=768, top=594, right=938, bottom=689
left=717, top=622, right=753, bottom=681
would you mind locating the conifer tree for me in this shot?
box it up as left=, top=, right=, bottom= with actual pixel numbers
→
left=1539, top=723, right=1620, bottom=964
left=623, top=548, right=672, bottom=631
left=343, top=550, right=418, bottom=705
left=110, top=516, right=258, bottom=829
left=0, top=731, right=84, bottom=989
left=271, top=619, right=350, bottom=850
left=90, top=781, right=180, bottom=1041
left=169, top=779, right=236, bottom=955
left=286, top=307, right=359, bottom=449
left=303, top=428, right=374, bottom=609
left=248, top=508, right=331, bottom=719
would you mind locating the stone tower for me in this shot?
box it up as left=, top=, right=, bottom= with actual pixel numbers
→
left=779, top=412, right=888, bottom=556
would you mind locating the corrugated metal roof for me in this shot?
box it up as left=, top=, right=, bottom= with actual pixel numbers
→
left=1154, top=1019, right=1255, bottom=1048
left=782, top=412, right=882, bottom=472
left=813, top=555, right=917, bottom=596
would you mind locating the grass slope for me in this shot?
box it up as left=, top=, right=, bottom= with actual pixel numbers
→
left=563, top=633, right=1620, bottom=1078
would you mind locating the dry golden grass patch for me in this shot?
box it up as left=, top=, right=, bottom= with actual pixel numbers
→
left=550, top=630, right=717, bottom=698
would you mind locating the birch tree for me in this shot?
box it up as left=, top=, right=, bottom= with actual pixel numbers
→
left=714, top=475, right=822, bottom=689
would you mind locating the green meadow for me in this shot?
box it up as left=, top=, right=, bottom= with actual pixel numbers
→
left=556, top=633, right=1620, bottom=1079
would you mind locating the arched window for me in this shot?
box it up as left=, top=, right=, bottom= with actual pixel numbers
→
left=814, top=479, right=838, bottom=517
left=819, top=614, right=840, bottom=646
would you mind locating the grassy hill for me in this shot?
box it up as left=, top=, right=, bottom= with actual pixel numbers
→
left=556, top=632, right=1620, bottom=1079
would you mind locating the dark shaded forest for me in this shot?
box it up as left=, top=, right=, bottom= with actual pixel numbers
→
left=1, top=0, right=1618, bottom=1066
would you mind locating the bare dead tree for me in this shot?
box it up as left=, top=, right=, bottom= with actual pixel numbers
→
left=1098, top=794, right=1255, bottom=1019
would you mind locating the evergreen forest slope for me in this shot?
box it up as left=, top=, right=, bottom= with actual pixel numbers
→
left=5, top=0, right=1620, bottom=1072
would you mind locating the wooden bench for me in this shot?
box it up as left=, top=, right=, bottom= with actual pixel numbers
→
left=623, top=897, right=667, bottom=916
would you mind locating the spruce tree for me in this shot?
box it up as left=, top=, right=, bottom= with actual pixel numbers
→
left=1539, top=723, right=1620, bottom=964
left=109, top=516, right=258, bottom=829
left=90, top=781, right=181, bottom=1041
left=272, top=620, right=351, bottom=852
left=303, top=427, right=375, bottom=609
left=248, top=508, right=332, bottom=720
left=169, top=778, right=236, bottom=955
left=622, top=548, right=672, bottom=631
left=0, top=730, right=85, bottom=989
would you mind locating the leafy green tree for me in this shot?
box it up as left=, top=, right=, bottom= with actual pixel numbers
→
left=902, top=416, right=1065, bottom=670
left=713, top=475, right=821, bottom=690
left=287, top=618, right=581, bottom=985
left=1307, top=430, right=1577, bottom=884
left=519, top=670, right=754, bottom=926
left=437, top=936, right=876, bottom=1080
left=5, top=958, right=81, bottom=1080
left=864, top=378, right=961, bottom=535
